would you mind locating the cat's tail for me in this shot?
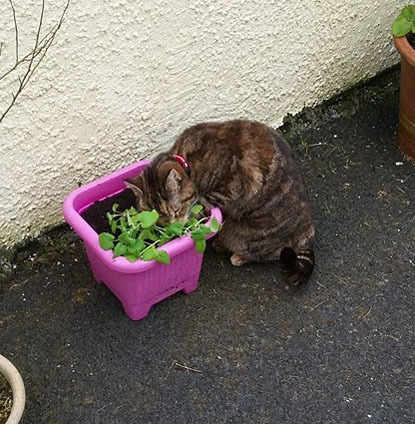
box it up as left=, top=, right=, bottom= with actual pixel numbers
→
left=280, top=247, right=314, bottom=286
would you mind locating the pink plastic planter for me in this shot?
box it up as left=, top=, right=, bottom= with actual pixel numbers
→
left=63, top=160, right=222, bottom=321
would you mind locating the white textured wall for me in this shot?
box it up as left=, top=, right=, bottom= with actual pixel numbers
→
left=0, top=0, right=406, bottom=248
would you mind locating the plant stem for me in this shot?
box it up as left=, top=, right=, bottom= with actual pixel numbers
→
left=140, top=240, right=159, bottom=255
left=183, top=216, right=209, bottom=234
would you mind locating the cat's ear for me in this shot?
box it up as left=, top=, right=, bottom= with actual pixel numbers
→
left=124, top=178, right=143, bottom=198
left=165, top=168, right=182, bottom=193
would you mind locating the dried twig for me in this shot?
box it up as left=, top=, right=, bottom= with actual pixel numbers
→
left=0, top=0, right=70, bottom=124
left=0, top=25, right=59, bottom=82
left=357, top=307, right=372, bottom=324
left=360, top=307, right=372, bottom=320
left=311, top=299, right=328, bottom=311
left=166, top=360, right=203, bottom=377
left=8, top=0, right=19, bottom=63
left=174, top=362, right=203, bottom=373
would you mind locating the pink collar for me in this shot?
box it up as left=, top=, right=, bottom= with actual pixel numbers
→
left=172, top=155, right=190, bottom=175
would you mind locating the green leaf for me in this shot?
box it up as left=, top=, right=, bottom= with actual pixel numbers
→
left=191, top=204, right=203, bottom=215
left=127, top=239, right=146, bottom=255
left=120, top=217, right=127, bottom=232
left=113, top=242, right=127, bottom=257
left=155, top=250, right=171, bottom=264
left=131, top=214, right=141, bottom=225
left=192, top=225, right=211, bottom=240
left=130, top=227, right=139, bottom=239
left=209, top=217, right=220, bottom=232
left=112, top=203, right=119, bottom=212
left=139, top=229, right=158, bottom=242
left=185, top=217, right=198, bottom=227
left=166, top=221, right=184, bottom=236
left=125, top=253, right=140, bottom=262
left=191, top=228, right=206, bottom=241
left=200, top=224, right=212, bottom=234
left=195, top=239, right=206, bottom=253
left=99, top=233, right=115, bottom=250
left=128, top=206, right=137, bottom=214
left=111, top=220, right=117, bottom=234
left=392, top=6, right=415, bottom=36
left=401, top=5, right=415, bottom=21
left=159, top=233, right=174, bottom=245
left=392, top=17, right=413, bottom=37
left=135, top=238, right=146, bottom=251
left=119, top=231, right=135, bottom=246
left=142, top=246, right=157, bottom=261
left=138, top=210, right=159, bottom=228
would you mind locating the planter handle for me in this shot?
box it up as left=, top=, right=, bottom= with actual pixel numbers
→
left=0, top=354, right=25, bottom=424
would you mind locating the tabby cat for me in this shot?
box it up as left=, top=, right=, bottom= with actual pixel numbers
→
left=125, top=120, right=315, bottom=285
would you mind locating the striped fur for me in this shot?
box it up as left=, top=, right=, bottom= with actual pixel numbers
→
left=126, top=120, right=315, bottom=285
left=280, top=247, right=315, bottom=286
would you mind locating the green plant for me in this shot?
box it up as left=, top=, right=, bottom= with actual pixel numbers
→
left=392, top=5, right=415, bottom=37
left=98, top=204, right=221, bottom=264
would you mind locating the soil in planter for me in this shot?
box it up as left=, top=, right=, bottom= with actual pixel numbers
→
left=0, top=373, right=12, bottom=424
left=81, top=189, right=136, bottom=234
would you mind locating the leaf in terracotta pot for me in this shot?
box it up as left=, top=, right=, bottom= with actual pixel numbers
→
left=138, top=210, right=159, bottom=228
left=99, top=233, right=115, bottom=250
left=393, top=17, right=413, bottom=36
left=392, top=6, right=415, bottom=37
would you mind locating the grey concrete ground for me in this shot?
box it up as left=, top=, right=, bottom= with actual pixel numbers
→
left=1, top=67, right=415, bottom=423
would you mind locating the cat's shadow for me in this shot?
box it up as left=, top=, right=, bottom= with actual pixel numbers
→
left=201, top=243, right=311, bottom=297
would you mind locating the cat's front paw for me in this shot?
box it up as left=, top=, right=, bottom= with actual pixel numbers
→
left=230, top=253, right=248, bottom=267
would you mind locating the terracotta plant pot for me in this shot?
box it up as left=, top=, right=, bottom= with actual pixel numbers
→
left=393, top=35, right=415, bottom=160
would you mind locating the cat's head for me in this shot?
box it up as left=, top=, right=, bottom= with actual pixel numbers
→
left=124, top=158, right=197, bottom=226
